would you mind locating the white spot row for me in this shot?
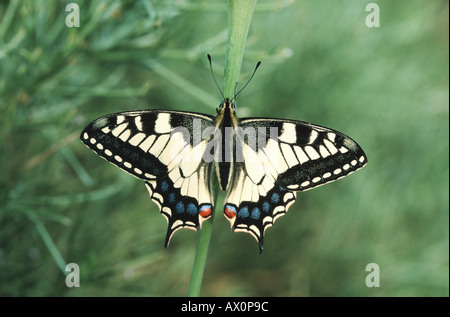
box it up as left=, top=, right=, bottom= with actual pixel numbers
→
left=294, top=155, right=366, bottom=190
left=82, top=131, right=155, bottom=179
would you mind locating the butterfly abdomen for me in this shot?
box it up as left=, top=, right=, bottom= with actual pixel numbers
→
left=214, top=99, right=238, bottom=192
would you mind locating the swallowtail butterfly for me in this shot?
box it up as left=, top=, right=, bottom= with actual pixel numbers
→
left=81, top=64, right=367, bottom=254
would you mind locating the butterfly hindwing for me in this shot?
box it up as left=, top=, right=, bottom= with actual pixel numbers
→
left=224, top=161, right=297, bottom=253
left=223, top=117, right=367, bottom=252
left=81, top=110, right=216, bottom=246
left=144, top=163, right=213, bottom=247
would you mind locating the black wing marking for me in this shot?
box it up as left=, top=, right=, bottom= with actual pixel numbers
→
left=81, top=110, right=216, bottom=247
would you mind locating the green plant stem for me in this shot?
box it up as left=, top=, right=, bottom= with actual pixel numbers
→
left=26, top=212, right=67, bottom=275
left=187, top=175, right=218, bottom=297
left=187, top=0, right=257, bottom=297
left=222, top=0, right=257, bottom=98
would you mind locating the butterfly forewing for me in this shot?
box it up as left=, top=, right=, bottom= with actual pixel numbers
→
left=238, top=118, right=367, bottom=190
left=81, top=110, right=216, bottom=247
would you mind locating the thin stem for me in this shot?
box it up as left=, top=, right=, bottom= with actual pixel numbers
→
left=222, top=0, right=257, bottom=98
left=187, top=175, right=218, bottom=297
left=187, top=0, right=257, bottom=297
left=25, top=212, right=67, bottom=275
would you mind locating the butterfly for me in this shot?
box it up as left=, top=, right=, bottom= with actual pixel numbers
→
left=80, top=60, right=367, bottom=254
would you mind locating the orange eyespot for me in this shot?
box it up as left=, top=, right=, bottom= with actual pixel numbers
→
left=224, top=205, right=237, bottom=219
left=199, top=205, right=212, bottom=218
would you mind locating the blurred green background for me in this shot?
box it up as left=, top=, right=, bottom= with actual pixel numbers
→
left=0, top=0, right=448, bottom=296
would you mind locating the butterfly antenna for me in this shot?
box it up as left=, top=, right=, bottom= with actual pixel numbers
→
left=207, top=54, right=224, bottom=100
left=232, top=60, right=261, bottom=102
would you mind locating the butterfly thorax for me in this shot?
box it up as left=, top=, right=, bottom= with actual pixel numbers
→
left=214, top=98, right=238, bottom=192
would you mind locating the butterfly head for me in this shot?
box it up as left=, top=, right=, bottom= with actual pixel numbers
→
left=216, top=98, right=236, bottom=115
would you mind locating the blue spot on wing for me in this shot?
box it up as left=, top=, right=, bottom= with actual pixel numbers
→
left=251, top=207, right=261, bottom=220
left=176, top=201, right=185, bottom=213
left=238, top=206, right=249, bottom=218
left=168, top=193, right=176, bottom=204
left=271, top=192, right=280, bottom=204
left=262, top=201, right=270, bottom=213
left=187, top=203, right=198, bottom=216
left=161, top=180, right=169, bottom=192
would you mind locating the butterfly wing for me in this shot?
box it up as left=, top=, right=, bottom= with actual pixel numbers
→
left=224, top=118, right=367, bottom=253
left=81, top=110, right=216, bottom=247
